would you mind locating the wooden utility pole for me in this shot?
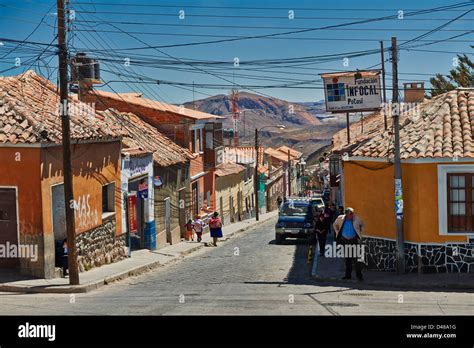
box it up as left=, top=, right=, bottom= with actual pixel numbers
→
left=57, top=0, right=79, bottom=284
left=287, top=150, right=291, bottom=197
left=391, top=36, right=405, bottom=274
left=254, top=128, right=259, bottom=221
left=380, top=40, right=388, bottom=130
left=346, top=112, right=350, bottom=144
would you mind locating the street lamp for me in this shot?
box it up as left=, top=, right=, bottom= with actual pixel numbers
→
left=254, top=124, right=285, bottom=221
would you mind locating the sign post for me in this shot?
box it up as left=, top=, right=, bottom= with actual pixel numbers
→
left=320, top=70, right=382, bottom=147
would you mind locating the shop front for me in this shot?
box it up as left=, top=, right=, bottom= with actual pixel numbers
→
left=121, top=151, right=155, bottom=251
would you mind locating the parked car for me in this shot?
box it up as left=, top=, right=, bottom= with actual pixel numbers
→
left=309, top=196, right=325, bottom=212
left=275, top=198, right=316, bottom=244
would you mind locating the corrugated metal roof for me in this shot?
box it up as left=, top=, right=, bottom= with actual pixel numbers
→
left=91, top=90, right=224, bottom=120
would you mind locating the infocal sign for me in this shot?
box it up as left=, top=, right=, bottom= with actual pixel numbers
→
left=321, top=71, right=382, bottom=113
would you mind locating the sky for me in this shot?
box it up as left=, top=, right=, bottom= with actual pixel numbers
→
left=0, top=0, right=473, bottom=104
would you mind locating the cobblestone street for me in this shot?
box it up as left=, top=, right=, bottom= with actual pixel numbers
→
left=0, top=218, right=473, bottom=315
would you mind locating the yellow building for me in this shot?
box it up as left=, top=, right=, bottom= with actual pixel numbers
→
left=331, top=89, right=474, bottom=273
left=215, top=162, right=254, bottom=225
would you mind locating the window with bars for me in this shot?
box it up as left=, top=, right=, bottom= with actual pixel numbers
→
left=447, top=173, right=474, bottom=233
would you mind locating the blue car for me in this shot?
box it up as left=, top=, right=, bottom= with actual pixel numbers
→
left=275, top=198, right=316, bottom=244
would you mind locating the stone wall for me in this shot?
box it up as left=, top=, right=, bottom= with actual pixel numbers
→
left=75, top=218, right=127, bottom=273
left=363, top=236, right=474, bottom=273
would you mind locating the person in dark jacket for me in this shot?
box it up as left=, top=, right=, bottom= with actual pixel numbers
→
left=314, top=213, right=330, bottom=256
left=61, top=238, right=68, bottom=277
left=277, top=196, right=283, bottom=208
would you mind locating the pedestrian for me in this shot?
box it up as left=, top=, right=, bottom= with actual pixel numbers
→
left=61, top=238, right=68, bottom=277
left=193, top=215, right=204, bottom=242
left=184, top=219, right=194, bottom=241
left=328, top=203, right=337, bottom=236
left=338, top=205, right=344, bottom=216
left=209, top=211, right=223, bottom=247
left=314, top=213, right=330, bottom=256
left=333, top=207, right=365, bottom=281
left=277, top=196, right=283, bottom=208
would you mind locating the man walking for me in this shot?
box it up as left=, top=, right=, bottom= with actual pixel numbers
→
left=314, top=213, right=330, bottom=256
left=333, top=207, right=364, bottom=281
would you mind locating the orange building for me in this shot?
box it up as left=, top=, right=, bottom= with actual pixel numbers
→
left=332, top=89, right=474, bottom=273
left=0, top=71, right=124, bottom=278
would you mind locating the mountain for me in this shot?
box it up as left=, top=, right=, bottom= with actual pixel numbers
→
left=183, top=91, right=321, bottom=130
left=182, top=92, right=346, bottom=157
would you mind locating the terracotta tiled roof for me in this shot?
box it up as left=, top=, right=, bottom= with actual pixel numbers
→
left=121, top=147, right=152, bottom=158
left=90, top=90, right=224, bottom=120
left=276, top=145, right=303, bottom=159
left=0, top=70, right=119, bottom=144
left=97, top=109, right=194, bottom=166
left=265, top=147, right=290, bottom=163
left=215, top=162, right=246, bottom=177
left=332, top=89, right=474, bottom=159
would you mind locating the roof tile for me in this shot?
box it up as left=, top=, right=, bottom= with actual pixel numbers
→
left=332, top=89, right=474, bottom=159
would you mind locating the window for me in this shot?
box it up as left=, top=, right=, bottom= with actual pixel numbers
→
left=206, top=130, right=213, bottom=149
left=199, top=128, right=203, bottom=153
left=447, top=173, right=474, bottom=232
left=191, top=130, right=196, bottom=153
left=192, top=128, right=204, bottom=153
left=102, top=182, right=115, bottom=214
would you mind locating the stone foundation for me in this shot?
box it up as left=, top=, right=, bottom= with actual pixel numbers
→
left=363, top=236, right=474, bottom=273
left=75, top=218, right=127, bottom=273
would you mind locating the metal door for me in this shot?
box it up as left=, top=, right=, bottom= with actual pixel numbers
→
left=52, top=184, right=66, bottom=241
left=164, top=197, right=171, bottom=242
left=0, top=188, right=18, bottom=268
left=178, top=189, right=186, bottom=238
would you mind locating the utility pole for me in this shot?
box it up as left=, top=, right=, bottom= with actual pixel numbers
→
left=380, top=40, right=388, bottom=130
left=391, top=36, right=405, bottom=274
left=254, top=128, right=259, bottom=221
left=287, top=150, right=291, bottom=197
left=57, top=0, right=79, bottom=285
left=346, top=112, right=350, bottom=144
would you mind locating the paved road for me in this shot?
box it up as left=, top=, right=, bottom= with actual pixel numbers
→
left=0, top=218, right=473, bottom=315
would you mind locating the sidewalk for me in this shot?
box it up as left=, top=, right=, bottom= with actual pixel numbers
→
left=311, top=235, right=474, bottom=291
left=0, top=210, right=278, bottom=294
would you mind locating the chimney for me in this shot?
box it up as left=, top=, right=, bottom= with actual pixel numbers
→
left=403, top=82, right=425, bottom=103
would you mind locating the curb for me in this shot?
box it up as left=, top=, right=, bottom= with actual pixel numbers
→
left=311, top=253, right=474, bottom=291
left=311, top=274, right=474, bottom=291
left=0, top=212, right=277, bottom=294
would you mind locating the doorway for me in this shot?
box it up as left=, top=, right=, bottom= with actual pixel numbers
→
left=0, top=188, right=19, bottom=268
left=128, top=177, right=146, bottom=250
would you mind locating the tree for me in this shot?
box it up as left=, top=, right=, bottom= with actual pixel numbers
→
left=430, top=49, right=474, bottom=97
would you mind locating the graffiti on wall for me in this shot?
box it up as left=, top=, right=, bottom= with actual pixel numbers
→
left=73, top=194, right=99, bottom=230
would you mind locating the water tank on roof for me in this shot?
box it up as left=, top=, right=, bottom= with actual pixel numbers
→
left=70, top=53, right=100, bottom=83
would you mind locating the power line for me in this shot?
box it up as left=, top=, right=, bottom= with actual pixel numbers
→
left=72, top=2, right=474, bottom=11
left=72, top=28, right=474, bottom=44
left=69, top=2, right=474, bottom=50
left=73, top=20, right=473, bottom=32
left=0, top=1, right=56, bottom=60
